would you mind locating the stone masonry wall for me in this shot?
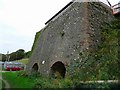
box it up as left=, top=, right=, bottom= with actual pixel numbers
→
left=26, top=1, right=114, bottom=77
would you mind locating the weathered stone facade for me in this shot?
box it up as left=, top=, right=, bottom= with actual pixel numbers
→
left=26, top=1, right=114, bottom=78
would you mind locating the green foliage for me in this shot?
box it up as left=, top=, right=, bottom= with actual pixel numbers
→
left=33, top=73, right=119, bottom=89
left=2, top=71, right=72, bottom=88
left=2, top=71, right=119, bottom=89
left=9, top=52, right=16, bottom=61
left=31, top=31, right=41, bottom=54
left=15, top=49, right=25, bottom=60
left=25, top=51, right=31, bottom=58
left=9, top=49, right=25, bottom=61
left=1, top=49, right=25, bottom=61
left=67, top=18, right=120, bottom=81
left=34, top=76, right=74, bottom=88
left=97, top=19, right=120, bottom=80
left=76, top=82, right=119, bottom=89
left=23, top=31, right=41, bottom=58
left=3, top=17, right=120, bottom=89
left=1, top=54, right=6, bottom=62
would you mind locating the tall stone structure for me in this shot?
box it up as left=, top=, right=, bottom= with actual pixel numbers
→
left=26, top=1, right=114, bottom=78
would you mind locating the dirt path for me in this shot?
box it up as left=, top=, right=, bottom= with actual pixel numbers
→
left=0, top=75, right=10, bottom=89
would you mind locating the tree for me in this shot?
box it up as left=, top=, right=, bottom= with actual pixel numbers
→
left=16, top=49, right=25, bottom=60
left=25, top=51, right=31, bottom=58
left=1, top=54, right=6, bottom=62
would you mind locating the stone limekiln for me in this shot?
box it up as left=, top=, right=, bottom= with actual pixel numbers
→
left=26, top=1, right=114, bottom=78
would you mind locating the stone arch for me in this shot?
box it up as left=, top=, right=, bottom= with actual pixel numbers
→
left=50, top=61, right=66, bottom=78
left=31, top=63, right=39, bottom=73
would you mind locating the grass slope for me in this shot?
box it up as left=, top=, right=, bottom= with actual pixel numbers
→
left=2, top=71, right=35, bottom=88
left=17, top=58, right=28, bottom=65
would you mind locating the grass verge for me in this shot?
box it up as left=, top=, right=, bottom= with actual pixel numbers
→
left=2, top=71, right=120, bottom=89
left=2, top=71, right=35, bottom=88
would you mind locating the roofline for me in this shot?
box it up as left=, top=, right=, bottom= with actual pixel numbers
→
left=45, top=0, right=111, bottom=25
left=45, top=1, right=74, bottom=25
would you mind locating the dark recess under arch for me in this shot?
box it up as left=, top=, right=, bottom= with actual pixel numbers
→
left=32, top=63, right=39, bottom=73
left=50, top=61, right=66, bottom=78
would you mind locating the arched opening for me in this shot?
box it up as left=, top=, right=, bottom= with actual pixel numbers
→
left=50, top=61, right=66, bottom=79
left=32, top=63, right=38, bottom=73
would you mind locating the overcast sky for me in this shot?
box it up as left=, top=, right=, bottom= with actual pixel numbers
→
left=0, top=0, right=119, bottom=54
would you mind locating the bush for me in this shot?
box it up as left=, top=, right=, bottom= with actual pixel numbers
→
left=33, top=75, right=74, bottom=88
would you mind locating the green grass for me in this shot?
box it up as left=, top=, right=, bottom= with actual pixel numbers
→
left=17, top=58, right=29, bottom=65
left=2, top=71, right=35, bottom=88
left=2, top=71, right=74, bottom=88
left=0, top=80, right=2, bottom=89
left=2, top=71, right=120, bottom=89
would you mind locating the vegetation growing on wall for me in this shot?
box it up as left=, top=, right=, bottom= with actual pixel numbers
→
left=22, top=18, right=119, bottom=89
left=23, top=31, right=41, bottom=58
left=68, top=18, right=120, bottom=81
left=2, top=18, right=120, bottom=89
left=31, top=31, right=41, bottom=53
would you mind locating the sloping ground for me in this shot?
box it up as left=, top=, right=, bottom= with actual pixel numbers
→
left=17, top=58, right=28, bottom=65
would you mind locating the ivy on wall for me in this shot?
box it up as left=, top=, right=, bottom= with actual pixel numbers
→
left=68, top=18, right=120, bottom=81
